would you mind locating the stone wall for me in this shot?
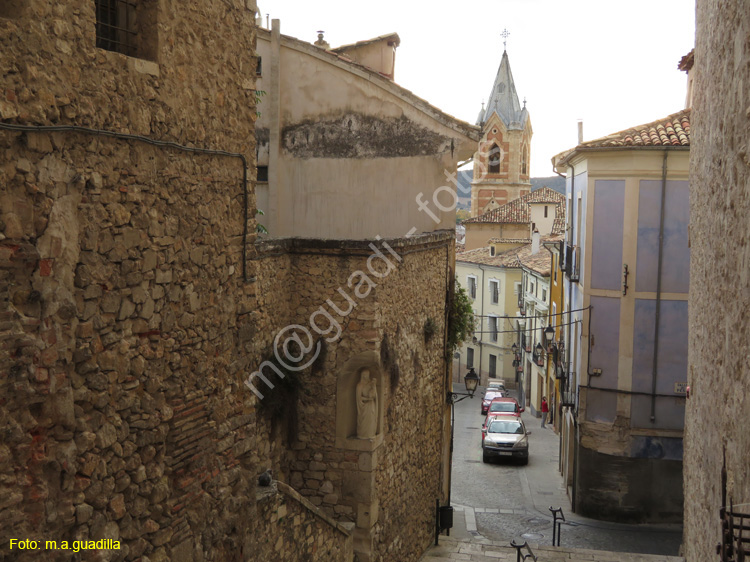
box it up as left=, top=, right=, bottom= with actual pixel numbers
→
left=684, top=1, right=750, bottom=561
left=0, top=1, right=276, bottom=560
left=251, top=234, right=453, bottom=562
left=254, top=482, right=353, bottom=562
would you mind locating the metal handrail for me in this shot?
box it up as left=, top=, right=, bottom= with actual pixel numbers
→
left=510, top=540, right=537, bottom=562
left=549, top=506, right=566, bottom=546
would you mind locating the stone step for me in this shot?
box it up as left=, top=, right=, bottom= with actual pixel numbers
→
left=422, top=537, right=685, bottom=562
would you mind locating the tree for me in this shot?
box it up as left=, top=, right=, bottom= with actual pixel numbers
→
left=447, top=281, right=474, bottom=357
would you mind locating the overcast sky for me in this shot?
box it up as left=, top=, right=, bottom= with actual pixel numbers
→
left=259, top=0, right=696, bottom=177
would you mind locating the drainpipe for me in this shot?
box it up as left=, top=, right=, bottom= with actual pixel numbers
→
left=650, top=150, right=669, bottom=422
left=268, top=19, right=281, bottom=235
left=554, top=160, right=576, bottom=511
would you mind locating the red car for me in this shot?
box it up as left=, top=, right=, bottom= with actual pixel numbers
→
left=481, top=390, right=506, bottom=415
left=481, top=397, right=524, bottom=442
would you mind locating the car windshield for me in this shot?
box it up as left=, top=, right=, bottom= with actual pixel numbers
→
left=489, top=402, right=516, bottom=412
left=488, top=420, right=523, bottom=434
left=484, top=391, right=502, bottom=401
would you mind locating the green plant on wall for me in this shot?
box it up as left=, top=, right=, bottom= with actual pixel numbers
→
left=446, top=281, right=474, bottom=358
left=424, top=317, right=438, bottom=343
left=256, top=208, right=268, bottom=234
left=255, top=89, right=266, bottom=118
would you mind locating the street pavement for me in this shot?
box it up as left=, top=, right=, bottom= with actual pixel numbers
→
left=429, top=384, right=685, bottom=561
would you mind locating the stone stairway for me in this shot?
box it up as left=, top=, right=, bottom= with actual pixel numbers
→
left=422, top=536, right=686, bottom=562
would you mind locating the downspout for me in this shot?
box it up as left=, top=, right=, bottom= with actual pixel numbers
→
left=555, top=160, right=576, bottom=511
left=650, top=150, right=669, bottom=422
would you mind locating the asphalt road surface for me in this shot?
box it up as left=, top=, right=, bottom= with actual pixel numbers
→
left=449, top=385, right=683, bottom=556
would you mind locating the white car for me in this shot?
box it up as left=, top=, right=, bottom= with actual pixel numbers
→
left=482, top=416, right=529, bottom=465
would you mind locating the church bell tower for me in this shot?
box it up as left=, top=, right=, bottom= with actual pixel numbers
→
left=471, top=33, right=533, bottom=217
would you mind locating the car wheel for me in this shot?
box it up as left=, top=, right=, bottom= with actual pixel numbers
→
left=520, top=457, right=528, bottom=466
left=482, top=452, right=489, bottom=463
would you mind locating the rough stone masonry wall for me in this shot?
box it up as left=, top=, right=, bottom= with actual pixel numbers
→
left=253, top=234, right=452, bottom=562
left=684, top=2, right=750, bottom=561
left=254, top=482, right=353, bottom=562
left=372, top=238, right=451, bottom=562
left=0, top=1, right=298, bottom=560
left=0, top=134, right=265, bottom=562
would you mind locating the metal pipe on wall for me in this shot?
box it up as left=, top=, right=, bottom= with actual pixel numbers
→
left=650, top=150, right=670, bottom=422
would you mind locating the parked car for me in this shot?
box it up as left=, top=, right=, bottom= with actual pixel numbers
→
left=482, top=416, right=530, bottom=464
left=481, top=390, right=506, bottom=415
left=487, top=380, right=506, bottom=392
left=481, top=397, right=524, bottom=441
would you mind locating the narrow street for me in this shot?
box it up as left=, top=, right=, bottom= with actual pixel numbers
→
left=449, top=385, right=684, bottom=557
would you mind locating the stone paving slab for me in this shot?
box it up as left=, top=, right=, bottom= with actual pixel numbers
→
left=421, top=537, right=686, bottom=562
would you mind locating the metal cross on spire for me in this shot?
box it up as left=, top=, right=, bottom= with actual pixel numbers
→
left=501, top=28, right=510, bottom=50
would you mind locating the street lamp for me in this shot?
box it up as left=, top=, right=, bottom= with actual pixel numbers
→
left=544, top=324, right=555, bottom=343
left=447, top=368, right=479, bottom=404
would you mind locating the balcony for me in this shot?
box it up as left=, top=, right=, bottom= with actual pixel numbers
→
left=564, top=244, right=580, bottom=282
left=560, top=372, right=577, bottom=407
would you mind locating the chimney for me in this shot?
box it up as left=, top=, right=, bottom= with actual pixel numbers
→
left=531, top=229, right=540, bottom=255
left=578, top=120, right=583, bottom=145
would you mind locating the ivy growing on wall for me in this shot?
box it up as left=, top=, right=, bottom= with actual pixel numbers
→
left=447, top=281, right=475, bottom=358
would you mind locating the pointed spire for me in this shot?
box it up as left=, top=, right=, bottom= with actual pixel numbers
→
left=482, top=50, right=528, bottom=130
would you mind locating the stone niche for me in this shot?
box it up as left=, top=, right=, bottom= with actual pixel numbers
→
left=335, top=351, right=385, bottom=451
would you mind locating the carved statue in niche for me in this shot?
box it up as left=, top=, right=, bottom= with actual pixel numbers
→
left=355, top=368, right=378, bottom=439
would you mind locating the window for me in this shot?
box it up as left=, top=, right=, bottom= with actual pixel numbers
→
left=257, top=166, right=268, bottom=182
left=95, top=0, right=157, bottom=60
left=467, top=347, right=475, bottom=368
left=488, top=143, right=501, bottom=174
left=467, top=276, right=477, bottom=299
left=542, top=288, right=547, bottom=302
left=553, top=255, right=558, bottom=283
left=490, top=246, right=496, bottom=257
left=514, top=282, right=522, bottom=295
left=544, top=205, right=548, bottom=218
left=522, top=144, right=528, bottom=175
left=489, top=355, right=497, bottom=378
left=490, top=280, right=499, bottom=304
left=552, top=302, right=557, bottom=332
left=256, top=56, right=263, bottom=76
left=489, top=316, right=498, bottom=342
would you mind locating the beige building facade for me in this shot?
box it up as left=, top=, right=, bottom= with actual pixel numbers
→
left=255, top=23, right=477, bottom=240
left=463, top=187, right=566, bottom=251
left=454, top=247, right=523, bottom=388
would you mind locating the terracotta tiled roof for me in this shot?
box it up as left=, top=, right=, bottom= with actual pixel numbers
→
left=457, top=234, right=563, bottom=272
left=456, top=243, right=465, bottom=253
left=456, top=246, right=522, bottom=268
left=516, top=235, right=563, bottom=277
left=332, top=33, right=401, bottom=52
left=463, top=187, right=566, bottom=234
left=487, top=238, right=532, bottom=244
left=577, top=109, right=691, bottom=149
